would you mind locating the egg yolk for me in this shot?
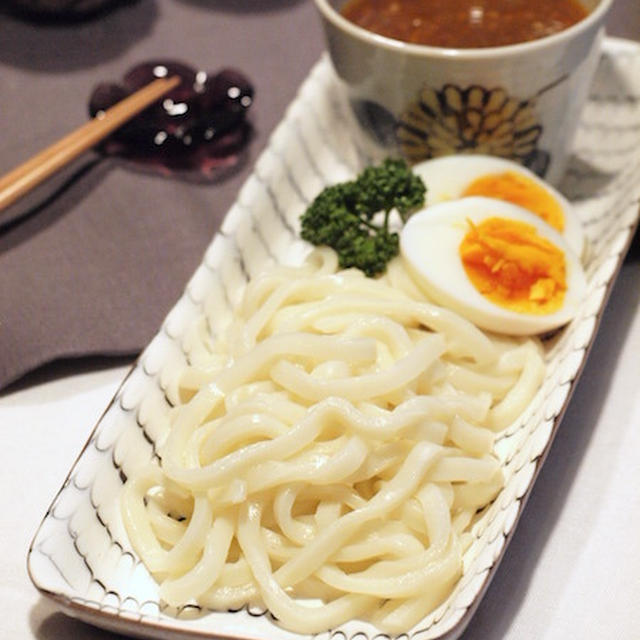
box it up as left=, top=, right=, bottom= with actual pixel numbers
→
left=462, top=171, right=565, bottom=232
left=459, top=217, right=567, bottom=315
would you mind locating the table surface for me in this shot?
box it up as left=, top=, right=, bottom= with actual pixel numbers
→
left=1, top=2, right=639, bottom=640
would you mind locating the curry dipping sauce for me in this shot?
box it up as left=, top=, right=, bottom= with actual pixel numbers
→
left=340, top=0, right=589, bottom=48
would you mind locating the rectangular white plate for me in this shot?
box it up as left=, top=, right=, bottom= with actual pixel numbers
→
left=28, top=37, right=640, bottom=640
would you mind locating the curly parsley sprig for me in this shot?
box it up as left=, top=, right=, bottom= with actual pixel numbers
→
left=300, top=158, right=426, bottom=277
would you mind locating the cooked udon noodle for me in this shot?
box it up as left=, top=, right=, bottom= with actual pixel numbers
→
left=122, top=248, right=545, bottom=634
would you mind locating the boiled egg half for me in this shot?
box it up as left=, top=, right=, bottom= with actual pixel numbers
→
left=401, top=197, right=587, bottom=335
left=411, top=155, right=585, bottom=258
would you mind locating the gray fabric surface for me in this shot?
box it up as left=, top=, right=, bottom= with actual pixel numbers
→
left=0, top=0, right=324, bottom=389
left=0, top=0, right=636, bottom=390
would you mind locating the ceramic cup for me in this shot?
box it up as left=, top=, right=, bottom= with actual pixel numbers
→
left=313, top=0, right=614, bottom=185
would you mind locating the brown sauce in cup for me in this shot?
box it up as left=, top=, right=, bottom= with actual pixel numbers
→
left=340, top=0, right=589, bottom=48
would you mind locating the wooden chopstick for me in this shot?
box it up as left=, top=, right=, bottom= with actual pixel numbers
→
left=0, top=75, right=181, bottom=213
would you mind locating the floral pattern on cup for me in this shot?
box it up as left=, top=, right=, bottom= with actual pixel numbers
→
left=399, top=83, right=555, bottom=176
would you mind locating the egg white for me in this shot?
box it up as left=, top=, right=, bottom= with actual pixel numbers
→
left=411, top=155, right=585, bottom=259
left=400, top=197, right=587, bottom=336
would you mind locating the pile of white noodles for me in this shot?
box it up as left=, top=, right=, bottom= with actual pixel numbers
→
left=122, top=248, right=545, bottom=634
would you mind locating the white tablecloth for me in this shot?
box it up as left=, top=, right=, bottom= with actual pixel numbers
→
left=1, top=251, right=638, bottom=640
